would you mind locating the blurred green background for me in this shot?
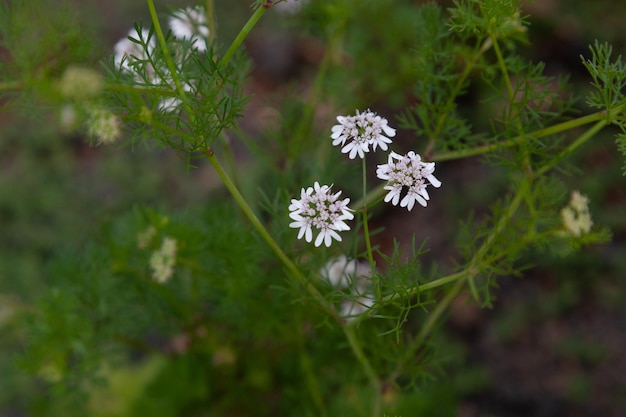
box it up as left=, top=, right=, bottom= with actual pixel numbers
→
left=1, top=0, right=625, bottom=416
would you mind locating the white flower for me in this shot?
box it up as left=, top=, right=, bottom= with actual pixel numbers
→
left=561, top=191, right=593, bottom=237
left=376, top=151, right=441, bottom=210
left=114, top=28, right=156, bottom=79
left=331, top=109, right=396, bottom=159
left=169, top=6, right=210, bottom=52
left=150, top=236, right=177, bottom=283
left=289, top=182, right=354, bottom=247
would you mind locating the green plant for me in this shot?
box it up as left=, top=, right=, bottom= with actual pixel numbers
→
left=1, top=0, right=624, bottom=416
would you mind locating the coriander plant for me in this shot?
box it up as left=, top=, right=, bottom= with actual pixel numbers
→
left=1, top=0, right=624, bottom=416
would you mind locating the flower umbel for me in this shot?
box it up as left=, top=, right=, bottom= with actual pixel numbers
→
left=289, top=182, right=354, bottom=247
left=561, top=190, right=593, bottom=236
left=168, top=6, right=210, bottom=52
left=376, top=151, right=441, bottom=210
left=331, top=109, right=396, bottom=159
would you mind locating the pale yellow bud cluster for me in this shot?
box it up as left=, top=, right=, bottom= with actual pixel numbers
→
left=150, top=237, right=178, bottom=283
left=58, top=66, right=103, bottom=101
left=87, top=106, right=121, bottom=145
left=560, top=191, right=593, bottom=237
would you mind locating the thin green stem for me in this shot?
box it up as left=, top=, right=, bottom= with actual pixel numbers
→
left=146, top=0, right=193, bottom=114
left=536, top=119, right=608, bottom=177
left=491, top=34, right=515, bottom=99
left=490, top=31, right=532, bottom=174
left=361, top=157, right=378, bottom=298
left=386, top=184, right=527, bottom=385
left=220, top=5, right=267, bottom=68
left=202, top=150, right=336, bottom=318
left=378, top=270, right=469, bottom=306
left=431, top=107, right=619, bottom=162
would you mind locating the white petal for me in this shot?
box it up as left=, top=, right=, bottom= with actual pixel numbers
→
left=427, top=174, right=442, bottom=188
left=382, top=124, right=396, bottom=137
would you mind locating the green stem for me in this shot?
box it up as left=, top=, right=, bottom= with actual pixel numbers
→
left=386, top=185, right=527, bottom=385
left=431, top=107, right=619, bottom=162
left=220, top=4, right=267, bottom=68
left=423, top=36, right=490, bottom=157
left=202, top=149, right=335, bottom=318
left=536, top=119, right=608, bottom=176
left=146, top=0, right=193, bottom=113
left=379, top=270, right=469, bottom=306
left=490, top=31, right=532, bottom=174
left=361, top=157, right=378, bottom=298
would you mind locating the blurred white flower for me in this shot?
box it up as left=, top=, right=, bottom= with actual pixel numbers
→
left=169, top=6, right=210, bottom=52
left=289, top=182, right=354, bottom=247
left=339, top=294, right=375, bottom=321
left=561, top=191, right=593, bottom=237
left=114, top=28, right=156, bottom=80
left=274, top=0, right=308, bottom=15
left=320, top=255, right=375, bottom=321
left=331, top=109, right=396, bottom=159
left=320, top=255, right=371, bottom=288
left=376, top=151, right=441, bottom=210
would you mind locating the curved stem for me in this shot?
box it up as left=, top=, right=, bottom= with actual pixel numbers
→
left=202, top=149, right=336, bottom=318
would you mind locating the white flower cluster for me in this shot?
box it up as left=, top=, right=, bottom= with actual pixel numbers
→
left=289, top=182, right=354, bottom=247
left=376, top=151, right=442, bottom=211
left=320, top=256, right=374, bottom=321
left=331, top=109, right=396, bottom=159
left=561, top=191, right=593, bottom=237
left=289, top=109, right=443, bottom=246
left=113, top=6, right=210, bottom=113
